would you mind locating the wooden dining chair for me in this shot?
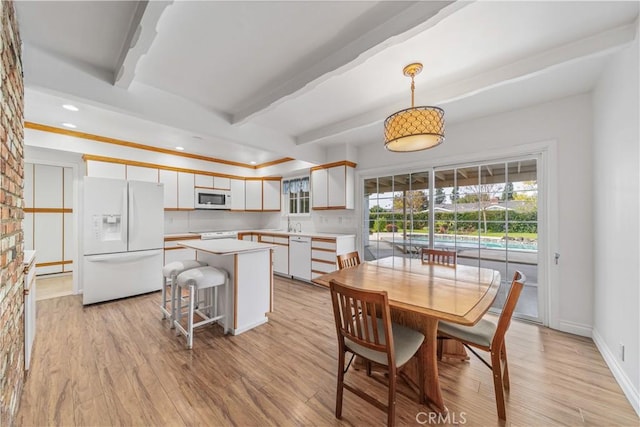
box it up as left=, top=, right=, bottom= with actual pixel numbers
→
left=329, top=279, right=425, bottom=427
left=421, top=248, right=457, bottom=265
left=437, top=271, right=526, bottom=420
left=337, top=251, right=361, bottom=270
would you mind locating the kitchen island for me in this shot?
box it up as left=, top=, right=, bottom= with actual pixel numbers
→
left=177, top=238, right=276, bottom=335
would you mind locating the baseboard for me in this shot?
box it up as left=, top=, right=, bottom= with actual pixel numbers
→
left=231, top=317, right=268, bottom=335
left=557, top=319, right=592, bottom=337
left=592, top=328, right=640, bottom=416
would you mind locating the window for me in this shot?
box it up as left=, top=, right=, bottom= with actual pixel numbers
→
left=283, top=177, right=310, bottom=214
left=363, top=156, right=541, bottom=322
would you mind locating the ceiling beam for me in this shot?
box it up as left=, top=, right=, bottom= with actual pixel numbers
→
left=295, top=21, right=637, bottom=145
left=22, top=43, right=327, bottom=164
left=230, top=1, right=458, bottom=126
left=114, top=1, right=173, bottom=89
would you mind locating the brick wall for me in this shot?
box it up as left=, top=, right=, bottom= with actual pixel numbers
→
left=0, top=0, right=24, bottom=425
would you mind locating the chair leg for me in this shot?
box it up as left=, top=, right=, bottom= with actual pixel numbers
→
left=187, top=284, right=195, bottom=349
left=336, top=350, right=345, bottom=419
left=366, top=360, right=372, bottom=377
left=501, top=345, right=510, bottom=391
left=491, top=350, right=507, bottom=420
left=161, top=277, right=168, bottom=319
left=169, top=277, right=177, bottom=328
left=175, top=284, right=182, bottom=336
left=387, top=368, right=397, bottom=427
left=437, top=338, right=443, bottom=361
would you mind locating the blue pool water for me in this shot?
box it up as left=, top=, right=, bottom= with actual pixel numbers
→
left=407, top=235, right=538, bottom=251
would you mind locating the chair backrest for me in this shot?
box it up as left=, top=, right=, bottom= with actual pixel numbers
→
left=337, top=251, right=361, bottom=270
left=491, top=271, right=526, bottom=349
left=421, top=248, right=457, bottom=265
left=329, top=279, right=395, bottom=367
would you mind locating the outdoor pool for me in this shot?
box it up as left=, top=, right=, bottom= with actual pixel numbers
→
left=407, top=234, right=538, bottom=251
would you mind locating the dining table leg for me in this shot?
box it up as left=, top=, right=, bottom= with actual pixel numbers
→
left=391, top=309, right=447, bottom=413
left=422, top=317, right=446, bottom=412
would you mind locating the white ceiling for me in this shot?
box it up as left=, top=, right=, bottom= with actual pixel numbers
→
left=16, top=1, right=639, bottom=166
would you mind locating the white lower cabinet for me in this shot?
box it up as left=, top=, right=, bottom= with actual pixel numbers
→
left=311, top=236, right=356, bottom=280
left=259, top=234, right=289, bottom=275
left=23, top=253, right=36, bottom=372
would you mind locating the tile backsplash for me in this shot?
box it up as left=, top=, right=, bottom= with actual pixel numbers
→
left=164, top=210, right=279, bottom=234
left=166, top=208, right=358, bottom=235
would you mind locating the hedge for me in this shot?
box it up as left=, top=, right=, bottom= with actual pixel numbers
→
left=368, top=210, right=537, bottom=233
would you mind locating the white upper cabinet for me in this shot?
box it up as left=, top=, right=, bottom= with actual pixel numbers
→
left=195, top=174, right=214, bottom=188
left=311, top=162, right=355, bottom=210
left=35, top=164, right=63, bottom=208
left=159, top=170, right=178, bottom=209
left=213, top=176, right=231, bottom=190
left=230, top=179, right=245, bottom=210
left=127, top=165, right=158, bottom=183
left=177, top=172, right=195, bottom=209
left=86, top=160, right=126, bottom=180
left=262, top=179, right=281, bottom=211
left=245, top=179, right=262, bottom=210
left=311, top=168, right=328, bottom=209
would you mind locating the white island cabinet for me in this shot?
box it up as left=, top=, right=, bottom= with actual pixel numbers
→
left=178, top=238, right=275, bottom=335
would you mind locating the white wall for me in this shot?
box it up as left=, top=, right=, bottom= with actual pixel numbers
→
left=358, top=93, right=594, bottom=335
left=592, top=37, right=639, bottom=414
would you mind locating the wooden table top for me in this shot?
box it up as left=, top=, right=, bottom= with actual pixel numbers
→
left=312, top=256, right=501, bottom=326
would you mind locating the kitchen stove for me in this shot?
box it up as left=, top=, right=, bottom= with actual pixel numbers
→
left=199, top=231, right=238, bottom=240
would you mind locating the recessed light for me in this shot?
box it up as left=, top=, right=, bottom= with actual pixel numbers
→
left=250, top=161, right=257, bottom=165
left=62, top=104, right=79, bottom=111
left=175, top=146, right=185, bottom=151
left=61, top=122, right=77, bottom=129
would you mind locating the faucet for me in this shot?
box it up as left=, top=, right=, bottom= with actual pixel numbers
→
left=296, top=223, right=302, bottom=233
left=287, top=216, right=292, bottom=232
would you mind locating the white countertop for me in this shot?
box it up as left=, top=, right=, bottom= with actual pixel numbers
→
left=165, top=230, right=355, bottom=239
left=244, top=229, right=356, bottom=239
left=164, top=232, right=201, bottom=239
left=177, top=238, right=276, bottom=255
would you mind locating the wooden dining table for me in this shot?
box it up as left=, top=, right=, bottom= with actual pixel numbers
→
left=312, top=256, right=501, bottom=413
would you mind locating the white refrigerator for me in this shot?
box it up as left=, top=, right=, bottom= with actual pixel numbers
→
left=82, top=177, right=164, bottom=305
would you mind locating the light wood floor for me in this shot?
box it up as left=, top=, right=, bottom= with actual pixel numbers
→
left=17, top=276, right=638, bottom=426
left=36, top=273, right=73, bottom=301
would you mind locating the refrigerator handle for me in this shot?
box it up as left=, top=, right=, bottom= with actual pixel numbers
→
left=122, top=186, right=128, bottom=243
left=129, top=185, right=135, bottom=239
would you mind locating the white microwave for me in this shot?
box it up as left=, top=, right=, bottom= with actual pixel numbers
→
left=194, top=188, right=231, bottom=209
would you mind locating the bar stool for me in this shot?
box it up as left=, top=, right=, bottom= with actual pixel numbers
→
left=174, top=266, right=228, bottom=349
left=161, top=260, right=208, bottom=328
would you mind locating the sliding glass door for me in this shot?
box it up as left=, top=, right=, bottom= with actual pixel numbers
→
left=362, top=156, right=541, bottom=322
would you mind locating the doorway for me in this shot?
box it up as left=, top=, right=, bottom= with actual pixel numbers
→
left=363, top=155, right=543, bottom=323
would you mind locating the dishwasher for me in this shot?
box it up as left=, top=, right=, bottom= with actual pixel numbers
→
left=289, top=235, right=311, bottom=281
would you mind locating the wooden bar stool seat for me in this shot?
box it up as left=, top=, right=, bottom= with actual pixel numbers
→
left=161, top=260, right=208, bottom=328
left=174, top=266, right=228, bottom=349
